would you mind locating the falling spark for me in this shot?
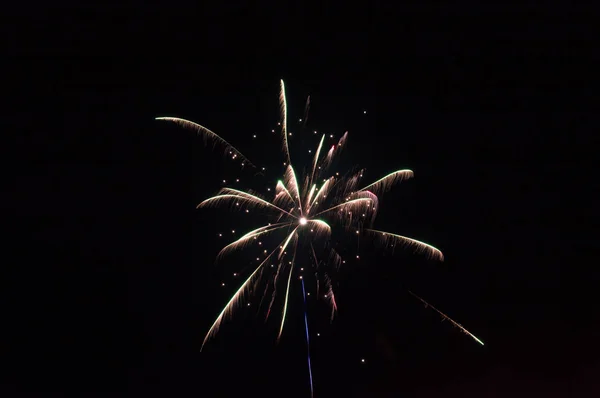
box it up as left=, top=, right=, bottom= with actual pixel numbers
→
left=408, top=290, right=484, bottom=346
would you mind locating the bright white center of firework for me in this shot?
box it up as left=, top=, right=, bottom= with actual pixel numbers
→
left=299, top=217, right=307, bottom=225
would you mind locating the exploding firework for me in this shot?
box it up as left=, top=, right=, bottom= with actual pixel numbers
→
left=156, top=80, right=483, bottom=394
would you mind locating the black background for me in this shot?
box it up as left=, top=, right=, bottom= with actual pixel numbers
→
left=5, top=3, right=598, bottom=397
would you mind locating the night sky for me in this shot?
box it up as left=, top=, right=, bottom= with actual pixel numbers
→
left=6, top=4, right=598, bottom=397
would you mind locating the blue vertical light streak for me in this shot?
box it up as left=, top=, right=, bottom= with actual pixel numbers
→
left=301, top=279, right=314, bottom=398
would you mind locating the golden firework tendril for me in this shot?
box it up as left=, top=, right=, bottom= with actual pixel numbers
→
left=408, top=291, right=484, bottom=346
left=156, top=80, right=483, bottom=356
left=155, top=117, right=256, bottom=168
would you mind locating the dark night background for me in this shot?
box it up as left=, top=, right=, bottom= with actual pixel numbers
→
left=5, top=3, right=598, bottom=397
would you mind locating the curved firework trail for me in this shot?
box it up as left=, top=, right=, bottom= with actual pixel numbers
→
left=408, top=290, right=484, bottom=346
left=156, top=79, right=484, bottom=393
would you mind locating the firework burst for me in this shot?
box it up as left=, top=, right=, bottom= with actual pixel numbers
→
left=156, top=80, right=483, bottom=394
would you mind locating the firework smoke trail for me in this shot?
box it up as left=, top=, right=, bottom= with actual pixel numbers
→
left=301, top=278, right=315, bottom=398
left=408, top=290, right=484, bottom=346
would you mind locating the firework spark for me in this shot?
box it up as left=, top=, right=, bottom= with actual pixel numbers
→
left=156, top=79, right=482, bottom=374
left=408, top=290, right=484, bottom=346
